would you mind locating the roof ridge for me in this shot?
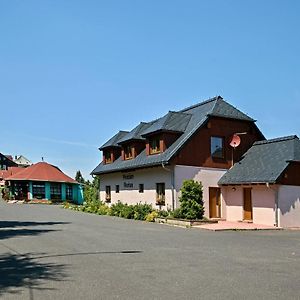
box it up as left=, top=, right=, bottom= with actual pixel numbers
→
left=254, top=135, right=298, bottom=146
left=209, top=98, right=255, bottom=121
left=210, top=96, right=220, bottom=115
left=169, top=110, right=192, bottom=116
left=179, top=96, right=222, bottom=113
left=161, top=110, right=191, bottom=128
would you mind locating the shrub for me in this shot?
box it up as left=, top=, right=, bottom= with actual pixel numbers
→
left=157, top=210, right=169, bottom=218
left=176, top=180, right=204, bottom=220
left=97, top=204, right=111, bottom=215
left=121, top=205, right=135, bottom=219
left=63, top=198, right=155, bottom=222
left=82, top=199, right=102, bottom=213
left=133, top=203, right=153, bottom=221
left=145, top=211, right=158, bottom=222
left=170, top=208, right=183, bottom=219
left=110, top=201, right=128, bottom=217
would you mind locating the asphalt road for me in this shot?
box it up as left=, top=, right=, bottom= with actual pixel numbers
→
left=0, top=200, right=300, bottom=300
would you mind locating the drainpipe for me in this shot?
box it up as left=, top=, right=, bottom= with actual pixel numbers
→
left=266, top=182, right=279, bottom=227
left=162, top=162, right=175, bottom=211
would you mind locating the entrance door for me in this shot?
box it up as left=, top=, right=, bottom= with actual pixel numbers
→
left=209, top=187, right=221, bottom=218
left=243, top=188, right=253, bottom=221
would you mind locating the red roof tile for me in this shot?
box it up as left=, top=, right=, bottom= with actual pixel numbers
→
left=6, top=162, right=78, bottom=184
left=0, top=167, right=23, bottom=179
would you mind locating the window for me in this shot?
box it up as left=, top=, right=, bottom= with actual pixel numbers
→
left=211, top=137, right=224, bottom=159
left=104, top=151, right=112, bottom=164
left=124, top=145, right=133, bottom=160
left=156, top=183, right=165, bottom=205
left=50, top=183, right=62, bottom=200
left=66, top=184, right=73, bottom=200
left=105, top=185, right=111, bottom=202
left=139, top=184, right=144, bottom=193
left=32, top=182, right=45, bottom=199
left=150, top=138, right=160, bottom=154
left=115, top=185, right=120, bottom=193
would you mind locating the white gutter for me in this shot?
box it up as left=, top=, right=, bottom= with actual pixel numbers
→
left=162, top=162, right=175, bottom=211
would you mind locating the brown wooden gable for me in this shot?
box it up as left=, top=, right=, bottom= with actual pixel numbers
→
left=278, top=162, right=300, bottom=186
left=103, top=147, right=122, bottom=164
left=121, top=140, right=146, bottom=160
left=172, top=116, right=264, bottom=169
left=146, top=132, right=181, bottom=155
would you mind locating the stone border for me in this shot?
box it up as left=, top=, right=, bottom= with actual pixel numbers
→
left=155, top=217, right=218, bottom=227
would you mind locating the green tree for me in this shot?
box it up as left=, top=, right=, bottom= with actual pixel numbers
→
left=82, top=176, right=100, bottom=203
left=83, top=184, right=100, bottom=203
left=178, top=180, right=204, bottom=220
left=75, top=170, right=85, bottom=184
left=92, top=176, right=100, bottom=190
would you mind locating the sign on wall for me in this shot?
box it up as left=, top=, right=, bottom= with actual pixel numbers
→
left=124, top=182, right=133, bottom=188
left=123, top=174, right=134, bottom=180
left=123, top=174, right=134, bottom=189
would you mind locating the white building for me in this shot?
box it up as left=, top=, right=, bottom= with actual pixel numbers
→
left=14, top=155, right=32, bottom=168
left=92, top=96, right=264, bottom=220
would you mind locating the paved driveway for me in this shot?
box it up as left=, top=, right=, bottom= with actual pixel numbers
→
left=0, top=200, right=300, bottom=300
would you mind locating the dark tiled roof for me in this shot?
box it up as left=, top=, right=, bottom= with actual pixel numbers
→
left=218, top=135, right=300, bottom=185
left=92, top=96, right=257, bottom=175
left=208, top=98, right=254, bottom=121
left=141, top=111, right=192, bottom=136
left=5, top=155, right=14, bottom=161
left=118, top=122, right=154, bottom=144
left=99, top=131, right=129, bottom=150
left=0, top=153, right=18, bottom=166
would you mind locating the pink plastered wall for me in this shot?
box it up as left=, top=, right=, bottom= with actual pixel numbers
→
left=174, top=165, right=227, bottom=218
left=279, top=185, right=300, bottom=228
left=221, top=186, right=276, bottom=226
left=252, top=186, right=276, bottom=226
left=222, top=186, right=243, bottom=221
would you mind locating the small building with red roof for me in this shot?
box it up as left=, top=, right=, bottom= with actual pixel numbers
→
left=5, top=162, right=83, bottom=203
left=0, top=167, right=24, bottom=187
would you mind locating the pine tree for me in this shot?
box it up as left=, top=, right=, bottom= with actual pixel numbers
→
left=75, top=170, right=85, bottom=184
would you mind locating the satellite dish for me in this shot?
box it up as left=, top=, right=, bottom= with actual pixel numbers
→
left=230, top=134, right=241, bottom=148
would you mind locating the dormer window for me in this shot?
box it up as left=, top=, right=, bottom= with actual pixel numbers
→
left=124, top=145, right=134, bottom=160
left=149, top=138, right=161, bottom=154
left=104, top=151, right=112, bottom=164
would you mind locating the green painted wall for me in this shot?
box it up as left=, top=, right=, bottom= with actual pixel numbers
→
left=14, top=180, right=83, bottom=203
left=61, top=183, right=66, bottom=201
left=78, top=184, right=83, bottom=204
left=45, top=182, right=51, bottom=200
left=71, top=184, right=84, bottom=204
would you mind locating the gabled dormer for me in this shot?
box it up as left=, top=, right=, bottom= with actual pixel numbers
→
left=118, top=122, right=154, bottom=160
left=99, top=131, right=129, bottom=164
left=141, top=111, right=192, bottom=155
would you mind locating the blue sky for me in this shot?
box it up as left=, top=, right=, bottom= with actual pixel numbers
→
left=0, top=0, right=299, bottom=179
